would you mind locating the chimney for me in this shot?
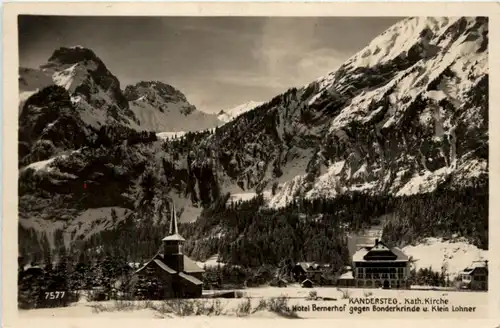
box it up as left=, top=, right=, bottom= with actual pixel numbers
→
left=375, top=239, right=379, bottom=245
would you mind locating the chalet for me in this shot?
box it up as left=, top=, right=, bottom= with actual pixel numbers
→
left=457, top=260, right=488, bottom=291
left=336, top=267, right=356, bottom=287
left=351, top=239, right=410, bottom=289
left=291, top=262, right=324, bottom=282
left=301, top=279, right=314, bottom=288
left=134, top=203, right=205, bottom=299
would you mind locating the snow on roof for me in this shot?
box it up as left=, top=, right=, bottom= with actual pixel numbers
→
left=352, top=242, right=409, bottom=262
left=339, top=271, right=355, bottom=280
left=128, top=262, right=142, bottom=269
left=370, top=243, right=390, bottom=251
left=162, top=233, right=186, bottom=242
left=183, top=255, right=205, bottom=273
left=462, top=261, right=488, bottom=273
left=352, top=247, right=370, bottom=262
left=391, top=247, right=410, bottom=261
left=135, top=258, right=177, bottom=275
left=471, top=261, right=488, bottom=269
left=153, top=259, right=177, bottom=274
left=295, top=262, right=325, bottom=271
left=179, top=272, right=203, bottom=285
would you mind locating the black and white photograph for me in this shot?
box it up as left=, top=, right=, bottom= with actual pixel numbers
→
left=7, top=3, right=492, bottom=321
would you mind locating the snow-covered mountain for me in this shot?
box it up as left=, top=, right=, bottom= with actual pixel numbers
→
left=217, top=101, right=265, bottom=123
left=22, top=46, right=138, bottom=128
left=194, top=16, right=487, bottom=209
left=125, top=81, right=222, bottom=132
left=19, top=46, right=222, bottom=133
left=18, top=17, right=488, bottom=259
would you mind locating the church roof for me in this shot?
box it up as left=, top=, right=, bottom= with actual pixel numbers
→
left=179, top=272, right=203, bottom=285
left=135, top=258, right=177, bottom=274
left=183, top=256, right=205, bottom=273
left=153, top=259, right=177, bottom=274
left=154, top=253, right=205, bottom=273
left=162, top=233, right=186, bottom=242
left=352, top=239, right=409, bottom=262
left=162, top=201, right=186, bottom=242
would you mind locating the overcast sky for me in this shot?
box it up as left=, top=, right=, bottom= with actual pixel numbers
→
left=19, top=16, right=402, bottom=113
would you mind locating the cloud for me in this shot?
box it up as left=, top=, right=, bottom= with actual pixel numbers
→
left=296, top=48, right=348, bottom=82
left=214, top=47, right=349, bottom=91
left=212, top=70, right=290, bottom=90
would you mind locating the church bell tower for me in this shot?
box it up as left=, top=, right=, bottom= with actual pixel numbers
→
left=162, top=202, right=185, bottom=272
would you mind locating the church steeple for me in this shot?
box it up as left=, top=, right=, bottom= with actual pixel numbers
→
left=162, top=201, right=186, bottom=272
left=169, top=202, right=179, bottom=235
left=162, top=202, right=186, bottom=243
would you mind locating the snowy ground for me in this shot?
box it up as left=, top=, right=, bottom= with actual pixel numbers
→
left=195, top=254, right=225, bottom=268
left=226, top=191, right=272, bottom=205
left=402, top=237, right=488, bottom=279
left=348, top=220, right=487, bottom=280
left=18, top=286, right=488, bottom=319
left=156, top=131, right=187, bottom=140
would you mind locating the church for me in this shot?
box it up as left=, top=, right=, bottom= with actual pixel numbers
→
left=134, top=203, right=205, bottom=299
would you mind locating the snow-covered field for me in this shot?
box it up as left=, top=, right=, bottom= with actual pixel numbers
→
left=226, top=191, right=272, bottom=205
left=18, top=286, right=488, bottom=319
left=195, top=254, right=225, bottom=268
left=402, top=237, right=488, bottom=279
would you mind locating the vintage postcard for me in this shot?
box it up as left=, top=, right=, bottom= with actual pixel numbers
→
left=3, top=1, right=500, bottom=327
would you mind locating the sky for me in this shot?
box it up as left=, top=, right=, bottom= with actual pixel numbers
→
left=19, top=16, right=402, bottom=114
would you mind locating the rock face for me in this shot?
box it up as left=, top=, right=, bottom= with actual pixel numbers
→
left=125, top=81, right=222, bottom=132
left=193, top=17, right=488, bottom=208
left=18, top=85, right=93, bottom=167
left=18, top=17, right=488, bottom=251
left=18, top=46, right=222, bottom=134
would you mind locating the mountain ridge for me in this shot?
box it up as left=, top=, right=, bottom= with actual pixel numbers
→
left=18, top=17, right=488, bottom=264
left=217, top=101, right=265, bottom=123
left=19, top=46, right=223, bottom=134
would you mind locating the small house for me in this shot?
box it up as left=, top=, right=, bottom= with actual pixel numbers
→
left=292, top=262, right=325, bottom=282
left=457, top=260, right=488, bottom=291
left=301, top=279, right=314, bottom=288
left=336, top=270, right=355, bottom=287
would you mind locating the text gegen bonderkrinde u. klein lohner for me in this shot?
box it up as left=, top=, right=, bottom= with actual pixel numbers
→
left=288, top=297, right=477, bottom=314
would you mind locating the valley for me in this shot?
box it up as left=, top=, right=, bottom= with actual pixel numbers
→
left=17, top=16, right=488, bottom=286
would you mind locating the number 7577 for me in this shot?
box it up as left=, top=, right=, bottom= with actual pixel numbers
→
left=45, top=291, right=65, bottom=299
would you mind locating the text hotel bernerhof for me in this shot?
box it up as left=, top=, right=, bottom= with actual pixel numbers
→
left=287, top=297, right=476, bottom=315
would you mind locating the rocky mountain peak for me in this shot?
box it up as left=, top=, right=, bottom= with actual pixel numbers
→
left=124, top=81, right=190, bottom=110
left=47, top=46, right=103, bottom=66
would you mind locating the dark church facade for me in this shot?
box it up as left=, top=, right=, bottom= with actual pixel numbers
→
left=134, top=203, right=205, bottom=299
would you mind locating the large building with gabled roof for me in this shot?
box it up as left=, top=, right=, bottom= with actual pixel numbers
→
left=351, top=239, right=410, bottom=289
left=134, top=203, right=205, bottom=299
